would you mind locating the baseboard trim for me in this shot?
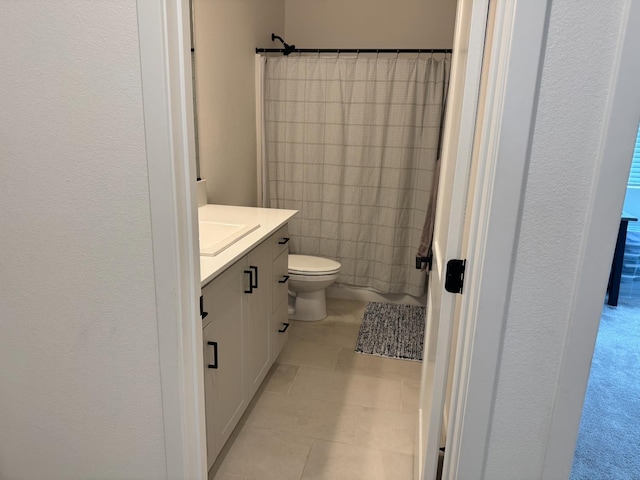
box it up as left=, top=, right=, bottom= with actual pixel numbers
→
left=326, top=284, right=427, bottom=306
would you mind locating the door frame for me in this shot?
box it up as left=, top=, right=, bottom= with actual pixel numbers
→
left=416, top=0, right=490, bottom=477
left=137, top=1, right=207, bottom=479
left=136, top=0, right=640, bottom=478
left=443, top=0, right=640, bottom=478
left=440, top=0, right=551, bottom=477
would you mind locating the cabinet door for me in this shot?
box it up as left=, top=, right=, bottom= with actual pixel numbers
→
left=244, top=239, right=272, bottom=399
left=202, top=262, right=246, bottom=469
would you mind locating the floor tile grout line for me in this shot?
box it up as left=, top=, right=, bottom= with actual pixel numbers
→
left=302, top=436, right=417, bottom=459
left=295, top=363, right=408, bottom=387
left=299, top=438, right=317, bottom=480
left=286, top=363, right=301, bottom=395
left=290, top=365, right=406, bottom=412
left=252, top=388, right=406, bottom=429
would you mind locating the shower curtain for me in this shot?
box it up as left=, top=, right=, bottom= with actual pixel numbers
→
left=258, top=54, right=449, bottom=297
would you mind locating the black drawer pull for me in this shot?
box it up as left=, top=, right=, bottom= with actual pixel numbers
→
left=244, top=270, right=254, bottom=293
left=200, top=295, right=208, bottom=319
left=278, top=275, right=290, bottom=284
left=278, top=237, right=290, bottom=245
left=250, top=265, right=258, bottom=289
left=278, top=323, right=290, bottom=333
left=207, top=341, right=218, bottom=369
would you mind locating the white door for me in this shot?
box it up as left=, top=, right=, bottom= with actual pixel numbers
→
left=415, top=1, right=490, bottom=478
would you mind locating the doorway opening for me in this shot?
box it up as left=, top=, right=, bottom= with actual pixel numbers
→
left=571, top=123, right=640, bottom=479
left=186, top=0, right=485, bottom=478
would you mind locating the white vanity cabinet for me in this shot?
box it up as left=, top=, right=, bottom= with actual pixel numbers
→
left=202, top=223, right=290, bottom=468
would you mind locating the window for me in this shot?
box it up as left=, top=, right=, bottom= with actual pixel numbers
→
left=628, top=124, right=640, bottom=187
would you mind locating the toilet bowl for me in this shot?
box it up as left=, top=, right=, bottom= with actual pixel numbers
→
left=288, top=254, right=341, bottom=321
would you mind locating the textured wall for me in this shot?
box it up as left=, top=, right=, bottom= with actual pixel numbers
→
left=0, top=1, right=166, bottom=478
left=193, top=0, right=285, bottom=206
left=284, top=0, right=457, bottom=49
left=483, top=1, right=626, bottom=477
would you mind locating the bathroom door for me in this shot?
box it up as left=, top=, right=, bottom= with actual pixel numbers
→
left=416, top=0, right=490, bottom=478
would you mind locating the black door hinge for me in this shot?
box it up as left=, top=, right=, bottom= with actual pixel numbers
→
left=416, top=252, right=433, bottom=271
left=445, top=259, right=466, bottom=294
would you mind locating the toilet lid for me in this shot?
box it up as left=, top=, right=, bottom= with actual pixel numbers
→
left=289, top=254, right=341, bottom=275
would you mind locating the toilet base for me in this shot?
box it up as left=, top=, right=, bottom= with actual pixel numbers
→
left=289, top=289, right=327, bottom=321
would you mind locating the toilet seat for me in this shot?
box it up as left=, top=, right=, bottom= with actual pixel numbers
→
left=288, top=254, right=341, bottom=276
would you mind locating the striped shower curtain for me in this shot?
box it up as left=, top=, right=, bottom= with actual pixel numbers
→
left=261, top=54, right=449, bottom=297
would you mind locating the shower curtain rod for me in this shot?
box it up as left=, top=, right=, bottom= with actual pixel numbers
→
left=255, top=48, right=452, bottom=55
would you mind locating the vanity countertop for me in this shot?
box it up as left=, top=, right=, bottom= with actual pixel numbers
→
left=199, top=204, right=297, bottom=286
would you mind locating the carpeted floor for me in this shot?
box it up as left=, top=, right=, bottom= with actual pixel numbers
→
left=570, top=294, right=640, bottom=479
left=355, top=301, right=426, bottom=361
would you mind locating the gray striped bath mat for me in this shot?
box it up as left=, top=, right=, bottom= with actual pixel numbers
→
left=355, top=302, right=426, bottom=361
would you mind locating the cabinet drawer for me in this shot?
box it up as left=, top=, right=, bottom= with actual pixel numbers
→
left=271, top=300, right=289, bottom=363
left=272, top=248, right=289, bottom=312
left=271, top=224, right=290, bottom=259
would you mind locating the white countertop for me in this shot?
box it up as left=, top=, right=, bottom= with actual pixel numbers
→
left=199, top=204, right=297, bottom=286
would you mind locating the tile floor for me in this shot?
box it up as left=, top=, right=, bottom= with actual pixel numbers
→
left=209, top=298, right=422, bottom=480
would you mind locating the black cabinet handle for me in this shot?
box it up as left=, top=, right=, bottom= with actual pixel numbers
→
left=207, top=341, right=218, bottom=369
left=250, top=265, right=258, bottom=289
left=200, top=295, right=208, bottom=319
left=244, top=270, right=254, bottom=293
left=278, top=237, right=290, bottom=245
left=278, top=323, right=290, bottom=333
left=278, top=275, right=290, bottom=284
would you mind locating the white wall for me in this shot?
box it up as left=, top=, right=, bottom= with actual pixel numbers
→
left=0, top=2, right=167, bottom=479
left=483, top=1, right=628, bottom=477
left=284, top=0, right=457, bottom=49
left=193, top=0, right=285, bottom=207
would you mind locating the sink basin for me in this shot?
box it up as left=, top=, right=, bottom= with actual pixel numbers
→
left=199, top=221, right=260, bottom=256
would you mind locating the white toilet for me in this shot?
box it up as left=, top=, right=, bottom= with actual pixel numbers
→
left=288, top=254, right=341, bottom=321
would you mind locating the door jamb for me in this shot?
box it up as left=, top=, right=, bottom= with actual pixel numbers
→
left=416, top=0, right=490, bottom=477
left=442, top=0, right=551, bottom=477
left=137, top=1, right=207, bottom=478
left=444, top=0, right=640, bottom=478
